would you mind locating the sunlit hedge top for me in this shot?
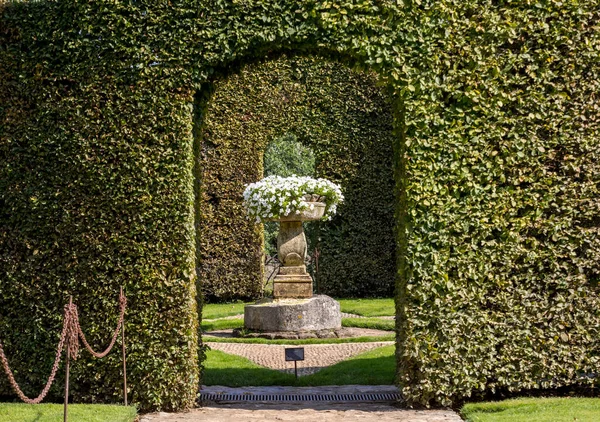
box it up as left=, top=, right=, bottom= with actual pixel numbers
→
left=243, top=175, right=343, bottom=222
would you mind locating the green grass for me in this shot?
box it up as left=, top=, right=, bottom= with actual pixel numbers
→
left=298, top=345, right=395, bottom=385
left=202, top=317, right=394, bottom=333
left=342, top=317, right=395, bottom=331
left=201, top=318, right=244, bottom=332
left=337, top=298, right=394, bottom=317
left=203, top=302, right=248, bottom=319
left=461, top=397, right=600, bottom=422
left=0, top=403, right=136, bottom=422
left=203, top=334, right=395, bottom=344
left=203, top=345, right=395, bottom=386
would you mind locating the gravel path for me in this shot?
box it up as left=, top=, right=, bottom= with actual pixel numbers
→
left=140, top=403, right=461, bottom=422
left=207, top=341, right=393, bottom=376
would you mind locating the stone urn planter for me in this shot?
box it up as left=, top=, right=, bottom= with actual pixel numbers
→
left=268, top=199, right=325, bottom=299
left=242, top=177, right=344, bottom=335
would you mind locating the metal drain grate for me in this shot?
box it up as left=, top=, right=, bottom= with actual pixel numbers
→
left=199, top=392, right=402, bottom=403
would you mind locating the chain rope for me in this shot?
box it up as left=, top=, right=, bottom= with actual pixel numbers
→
left=0, top=292, right=126, bottom=403
left=0, top=303, right=73, bottom=404
left=75, top=293, right=126, bottom=358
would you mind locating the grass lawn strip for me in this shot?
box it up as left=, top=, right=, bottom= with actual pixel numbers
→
left=202, top=317, right=394, bottom=333
left=341, top=317, right=395, bottom=331
left=203, top=302, right=247, bottom=319
left=203, top=344, right=395, bottom=386
left=461, top=397, right=600, bottom=422
left=201, top=318, right=244, bottom=332
left=0, top=403, right=136, bottom=422
left=336, top=298, right=394, bottom=317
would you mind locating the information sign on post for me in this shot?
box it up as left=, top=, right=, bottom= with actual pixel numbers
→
left=284, top=347, right=305, bottom=378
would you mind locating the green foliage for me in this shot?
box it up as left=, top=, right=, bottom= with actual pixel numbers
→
left=395, top=0, right=600, bottom=408
left=461, top=398, right=600, bottom=422
left=264, top=133, right=315, bottom=178
left=1, top=0, right=599, bottom=412
left=198, top=55, right=396, bottom=300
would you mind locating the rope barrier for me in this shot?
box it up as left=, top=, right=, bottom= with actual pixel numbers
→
left=0, top=290, right=127, bottom=406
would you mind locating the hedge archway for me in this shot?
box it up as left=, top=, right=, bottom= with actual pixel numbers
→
left=1, top=0, right=599, bottom=411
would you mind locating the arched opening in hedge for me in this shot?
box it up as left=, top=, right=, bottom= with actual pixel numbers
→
left=194, top=54, right=399, bottom=303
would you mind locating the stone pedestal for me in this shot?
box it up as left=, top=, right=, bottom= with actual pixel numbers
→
left=244, top=295, right=341, bottom=332
left=272, top=203, right=325, bottom=299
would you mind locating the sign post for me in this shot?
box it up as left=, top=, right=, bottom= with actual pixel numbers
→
left=284, top=347, right=305, bottom=379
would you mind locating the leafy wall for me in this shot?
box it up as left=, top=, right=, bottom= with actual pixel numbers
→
left=1, top=0, right=599, bottom=411
left=197, top=55, right=396, bottom=301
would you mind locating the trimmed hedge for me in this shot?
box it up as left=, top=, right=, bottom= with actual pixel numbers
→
left=1, top=0, right=599, bottom=411
left=197, top=54, right=396, bottom=301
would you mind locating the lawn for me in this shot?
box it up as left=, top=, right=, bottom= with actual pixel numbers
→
left=0, top=403, right=136, bottom=422
left=201, top=318, right=244, bottom=332
left=342, top=317, right=395, bottom=331
left=337, top=298, right=394, bottom=317
left=203, top=344, right=395, bottom=386
left=202, top=317, right=395, bottom=333
left=461, top=397, right=600, bottom=422
left=203, top=302, right=247, bottom=319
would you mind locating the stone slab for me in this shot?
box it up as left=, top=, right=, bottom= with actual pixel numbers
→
left=244, top=295, right=341, bottom=332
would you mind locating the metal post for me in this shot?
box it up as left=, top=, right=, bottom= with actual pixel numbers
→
left=64, top=296, right=72, bottom=422
left=120, top=286, right=128, bottom=406
left=294, top=361, right=298, bottom=379
left=315, top=222, right=320, bottom=295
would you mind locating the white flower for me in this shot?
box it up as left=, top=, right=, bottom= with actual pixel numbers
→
left=242, top=175, right=343, bottom=222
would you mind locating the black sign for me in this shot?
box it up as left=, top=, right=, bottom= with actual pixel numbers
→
left=284, top=347, right=305, bottom=362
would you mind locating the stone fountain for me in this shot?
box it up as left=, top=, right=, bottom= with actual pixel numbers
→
left=243, top=201, right=342, bottom=336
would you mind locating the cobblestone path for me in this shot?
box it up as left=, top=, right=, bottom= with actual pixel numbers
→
left=207, top=341, right=394, bottom=376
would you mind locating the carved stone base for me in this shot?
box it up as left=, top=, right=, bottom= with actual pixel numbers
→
left=273, top=265, right=313, bottom=298
left=244, top=295, right=342, bottom=332
left=273, top=282, right=312, bottom=299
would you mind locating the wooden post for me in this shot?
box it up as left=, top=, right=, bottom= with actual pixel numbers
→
left=121, top=286, right=128, bottom=406
left=64, top=296, right=72, bottom=422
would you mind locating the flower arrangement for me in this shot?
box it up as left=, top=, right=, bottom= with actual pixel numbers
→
left=243, top=175, right=344, bottom=222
